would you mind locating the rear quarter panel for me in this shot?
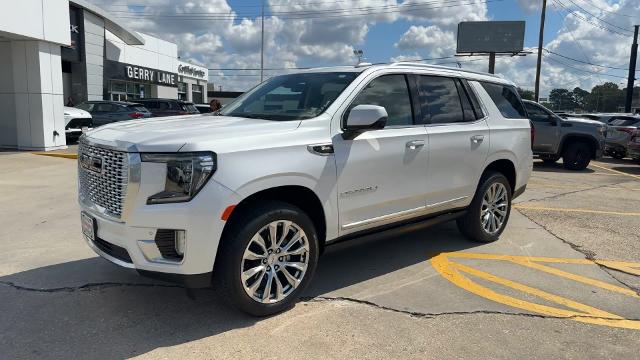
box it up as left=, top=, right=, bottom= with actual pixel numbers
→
left=469, top=81, right=533, bottom=192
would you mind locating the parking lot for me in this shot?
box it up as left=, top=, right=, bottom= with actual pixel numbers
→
left=1, top=152, right=639, bottom=359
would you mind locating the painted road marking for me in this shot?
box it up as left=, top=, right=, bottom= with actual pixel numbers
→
left=591, top=163, right=640, bottom=181
left=527, top=182, right=640, bottom=191
left=432, top=252, right=640, bottom=330
left=514, top=205, right=640, bottom=217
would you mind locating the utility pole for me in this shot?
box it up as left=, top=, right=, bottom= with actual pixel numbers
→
left=260, top=0, right=265, bottom=83
left=624, top=25, right=639, bottom=113
left=534, top=0, right=547, bottom=102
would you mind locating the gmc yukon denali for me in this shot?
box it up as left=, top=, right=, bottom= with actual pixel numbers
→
left=78, top=63, right=533, bottom=316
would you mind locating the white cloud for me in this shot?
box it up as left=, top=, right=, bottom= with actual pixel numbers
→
left=395, top=25, right=456, bottom=58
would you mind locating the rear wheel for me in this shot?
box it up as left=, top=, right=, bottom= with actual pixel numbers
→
left=213, top=201, right=319, bottom=316
left=457, top=171, right=512, bottom=243
left=562, top=142, right=591, bottom=170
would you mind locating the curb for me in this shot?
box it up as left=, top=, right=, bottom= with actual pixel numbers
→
left=32, top=152, right=78, bottom=160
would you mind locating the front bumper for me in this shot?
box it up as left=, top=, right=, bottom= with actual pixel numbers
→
left=80, top=165, right=240, bottom=286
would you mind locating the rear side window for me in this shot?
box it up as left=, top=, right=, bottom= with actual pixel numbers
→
left=480, top=82, right=527, bottom=119
left=461, top=80, right=485, bottom=119
left=417, top=76, right=464, bottom=124
left=349, top=74, right=414, bottom=127
left=609, top=117, right=639, bottom=126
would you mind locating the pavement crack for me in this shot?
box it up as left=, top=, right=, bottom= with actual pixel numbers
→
left=520, top=181, right=626, bottom=204
left=516, top=209, right=640, bottom=296
left=301, top=295, right=640, bottom=322
left=0, top=280, right=185, bottom=293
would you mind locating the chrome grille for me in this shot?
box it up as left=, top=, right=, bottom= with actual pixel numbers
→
left=78, top=140, right=129, bottom=219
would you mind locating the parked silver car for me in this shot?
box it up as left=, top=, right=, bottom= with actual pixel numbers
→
left=605, top=116, right=640, bottom=159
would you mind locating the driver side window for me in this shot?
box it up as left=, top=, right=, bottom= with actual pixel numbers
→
left=349, top=75, right=414, bottom=127
left=524, top=103, right=555, bottom=124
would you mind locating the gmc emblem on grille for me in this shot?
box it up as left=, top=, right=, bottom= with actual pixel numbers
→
left=80, top=154, right=103, bottom=174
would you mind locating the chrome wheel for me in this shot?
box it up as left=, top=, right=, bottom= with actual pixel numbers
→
left=240, top=220, right=310, bottom=304
left=481, top=182, right=509, bottom=234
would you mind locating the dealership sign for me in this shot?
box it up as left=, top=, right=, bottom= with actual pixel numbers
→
left=178, top=63, right=207, bottom=80
left=105, top=60, right=178, bottom=87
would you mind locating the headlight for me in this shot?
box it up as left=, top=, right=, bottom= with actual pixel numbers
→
left=141, top=152, right=216, bottom=204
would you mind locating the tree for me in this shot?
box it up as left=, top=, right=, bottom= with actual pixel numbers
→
left=572, top=87, right=590, bottom=110
left=517, top=87, right=535, bottom=101
left=549, top=88, right=575, bottom=110
left=586, top=82, right=623, bottom=112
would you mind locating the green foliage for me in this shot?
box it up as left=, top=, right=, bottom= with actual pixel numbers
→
left=545, top=83, right=636, bottom=112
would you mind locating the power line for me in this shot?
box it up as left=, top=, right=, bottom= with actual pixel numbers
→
left=562, top=0, right=633, bottom=34
left=552, top=0, right=632, bottom=37
left=111, top=0, right=501, bottom=20
left=574, top=0, right=639, bottom=19
left=544, top=54, right=628, bottom=79
left=544, top=49, right=639, bottom=71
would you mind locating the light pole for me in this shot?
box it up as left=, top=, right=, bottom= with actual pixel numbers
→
left=624, top=25, right=639, bottom=113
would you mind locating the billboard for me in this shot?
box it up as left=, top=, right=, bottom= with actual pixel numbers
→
left=457, top=21, right=525, bottom=53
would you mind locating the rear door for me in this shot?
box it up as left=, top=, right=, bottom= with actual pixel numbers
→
left=418, top=75, right=490, bottom=210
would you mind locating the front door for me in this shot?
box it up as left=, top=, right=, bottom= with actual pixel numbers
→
left=333, top=74, right=429, bottom=234
left=524, top=101, right=559, bottom=153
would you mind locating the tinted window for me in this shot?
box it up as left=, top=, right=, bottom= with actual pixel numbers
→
left=524, top=102, right=554, bottom=123
left=76, top=103, right=94, bottom=112
left=94, top=103, right=115, bottom=112
left=480, top=82, right=527, bottom=119
left=610, top=117, right=640, bottom=126
left=220, top=72, right=359, bottom=121
left=455, top=80, right=476, bottom=121
left=349, top=74, right=413, bottom=127
left=418, top=76, right=464, bottom=124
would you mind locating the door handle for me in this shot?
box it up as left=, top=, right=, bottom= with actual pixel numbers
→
left=471, top=135, right=484, bottom=144
left=406, top=140, right=425, bottom=150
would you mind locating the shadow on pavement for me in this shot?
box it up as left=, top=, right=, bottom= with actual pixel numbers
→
left=532, top=161, right=595, bottom=174
left=0, top=221, right=478, bottom=358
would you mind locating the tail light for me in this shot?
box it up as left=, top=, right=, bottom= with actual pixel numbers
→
left=129, top=112, right=145, bottom=119
left=530, top=120, right=535, bottom=148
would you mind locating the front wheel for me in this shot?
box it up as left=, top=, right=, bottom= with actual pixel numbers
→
left=213, top=201, right=319, bottom=316
left=457, top=172, right=512, bottom=243
left=563, top=142, right=591, bottom=170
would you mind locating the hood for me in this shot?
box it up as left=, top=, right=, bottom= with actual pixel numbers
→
left=64, top=106, right=91, bottom=119
left=562, top=117, right=604, bottom=126
left=84, top=114, right=301, bottom=152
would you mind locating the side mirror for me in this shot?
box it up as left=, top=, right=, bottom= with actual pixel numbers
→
left=343, top=105, right=388, bottom=139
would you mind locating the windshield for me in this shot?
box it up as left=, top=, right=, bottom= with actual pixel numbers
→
left=76, top=102, right=94, bottom=112
left=219, top=72, right=359, bottom=120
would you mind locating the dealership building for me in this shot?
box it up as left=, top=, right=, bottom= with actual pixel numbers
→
left=0, top=0, right=208, bottom=151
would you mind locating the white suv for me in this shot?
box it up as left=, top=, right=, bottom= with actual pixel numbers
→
left=78, top=63, right=532, bottom=315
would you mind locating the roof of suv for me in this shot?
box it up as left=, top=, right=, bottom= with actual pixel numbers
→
left=136, top=98, right=194, bottom=104
left=292, top=62, right=513, bottom=86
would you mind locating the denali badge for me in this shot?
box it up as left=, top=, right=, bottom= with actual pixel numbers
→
left=80, top=154, right=103, bottom=174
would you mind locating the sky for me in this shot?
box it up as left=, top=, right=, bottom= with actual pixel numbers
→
left=88, top=0, right=640, bottom=96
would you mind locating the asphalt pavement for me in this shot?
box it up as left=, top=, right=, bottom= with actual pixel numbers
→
left=0, top=152, right=638, bottom=359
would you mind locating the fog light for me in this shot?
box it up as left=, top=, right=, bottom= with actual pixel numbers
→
left=175, top=230, right=186, bottom=256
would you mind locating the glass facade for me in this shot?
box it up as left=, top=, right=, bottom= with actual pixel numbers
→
left=109, top=80, right=151, bottom=101
left=192, top=84, right=203, bottom=104
left=178, top=82, right=187, bottom=101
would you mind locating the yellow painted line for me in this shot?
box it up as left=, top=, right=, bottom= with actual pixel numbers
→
left=591, top=163, right=640, bottom=181
left=515, top=205, right=640, bottom=217
left=527, top=183, right=640, bottom=191
left=431, top=252, right=640, bottom=330
left=509, top=258, right=639, bottom=298
left=32, top=152, right=77, bottom=160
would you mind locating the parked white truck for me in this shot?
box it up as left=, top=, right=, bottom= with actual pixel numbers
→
left=78, top=63, right=532, bottom=315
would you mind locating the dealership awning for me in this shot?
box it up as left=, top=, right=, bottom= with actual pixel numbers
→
left=70, top=0, right=144, bottom=45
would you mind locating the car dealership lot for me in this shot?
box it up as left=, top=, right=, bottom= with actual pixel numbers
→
left=1, top=153, right=639, bottom=359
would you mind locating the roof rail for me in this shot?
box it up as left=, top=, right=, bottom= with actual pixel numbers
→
left=389, top=62, right=501, bottom=78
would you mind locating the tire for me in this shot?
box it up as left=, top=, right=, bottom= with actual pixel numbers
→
left=562, top=142, right=591, bottom=170
left=457, top=171, right=512, bottom=243
left=611, top=152, right=626, bottom=160
left=213, top=201, right=319, bottom=316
